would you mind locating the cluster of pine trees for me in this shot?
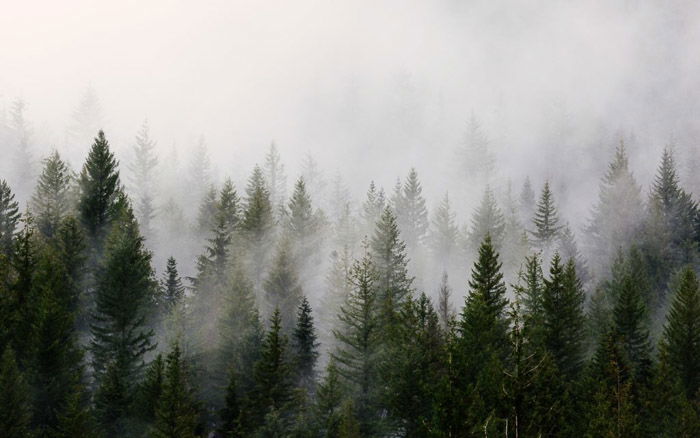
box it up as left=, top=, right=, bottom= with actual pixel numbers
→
left=1, top=129, right=700, bottom=438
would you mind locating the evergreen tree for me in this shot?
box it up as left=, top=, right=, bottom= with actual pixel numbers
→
left=468, top=186, right=505, bottom=251
left=542, top=254, right=586, bottom=378
left=8, top=98, right=35, bottom=200
left=77, top=130, right=122, bottom=257
left=429, top=193, right=459, bottom=270
left=68, top=86, right=104, bottom=153
left=454, top=234, right=510, bottom=434
left=513, top=252, right=545, bottom=345
left=263, top=238, right=303, bottom=331
left=314, top=359, right=344, bottom=437
left=128, top=120, right=158, bottom=241
left=437, top=271, right=454, bottom=331
left=242, top=165, right=273, bottom=283
left=0, top=347, right=33, bottom=438
left=586, top=140, right=644, bottom=276
left=252, top=309, right=293, bottom=430
left=8, top=216, right=38, bottom=362
left=152, top=344, right=199, bottom=438
left=292, top=296, right=319, bottom=390
left=519, top=176, right=536, bottom=224
left=32, top=151, right=73, bottom=240
left=138, top=354, right=164, bottom=425
left=218, top=178, right=241, bottom=235
left=370, top=207, right=413, bottom=329
left=457, top=115, right=495, bottom=181
left=393, top=168, right=429, bottom=250
left=161, top=257, right=185, bottom=311
left=0, top=179, right=21, bottom=257
left=531, top=181, right=562, bottom=252
left=91, top=206, right=156, bottom=432
left=661, top=267, right=700, bottom=399
left=286, top=177, right=324, bottom=266
left=196, top=185, right=218, bottom=237
left=360, top=181, right=385, bottom=236
left=557, top=222, right=590, bottom=285
left=332, top=246, right=382, bottom=436
left=186, top=136, right=211, bottom=221
left=264, top=143, right=287, bottom=217
left=300, top=152, right=325, bottom=211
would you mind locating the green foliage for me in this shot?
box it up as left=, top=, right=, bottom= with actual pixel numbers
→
left=152, top=344, right=199, bottom=438
left=292, top=296, right=319, bottom=389
left=263, top=239, right=303, bottom=331
left=32, top=151, right=74, bottom=240
left=531, top=181, right=561, bottom=251
left=0, top=347, right=33, bottom=438
left=468, top=186, right=505, bottom=251
left=393, top=168, right=429, bottom=249
left=0, top=178, right=21, bottom=257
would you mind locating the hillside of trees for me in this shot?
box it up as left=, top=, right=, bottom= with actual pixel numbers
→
left=2, top=125, right=700, bottom=437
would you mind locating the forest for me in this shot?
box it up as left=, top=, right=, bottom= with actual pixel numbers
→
left=1, top=115, right=700, bottom=438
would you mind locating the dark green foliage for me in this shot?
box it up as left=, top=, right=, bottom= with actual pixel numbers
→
left=0, top=179, right=21, bottom=257
left=138, top=354, right=165, bottom=424
left=0, top=347, right=33, bottom=438
left=542, top=254, right=586, bottom=379
left=78, top=130, right=122, bottom=254
left=661, top=268, right=700, bottom=400
left=292, top=296, right=319, bottom=390
left=8, top=216, right=38, bottom=362
left=531, top=181, right=561, bottom=251
left=161, top=257, right=185, bottom=311
left=152, top=344, right=199, bottom=438
left=32, top=151, right=73, bottom=240
left=314, top=360, right=344, bottom=437
left=220, top=371, right=243, bottom=437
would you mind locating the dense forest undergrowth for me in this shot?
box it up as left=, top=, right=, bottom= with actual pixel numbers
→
left=2, top=125, right=700, bottom=437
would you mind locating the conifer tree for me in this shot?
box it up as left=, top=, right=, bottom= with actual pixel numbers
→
left=468, top=186, right=506, bottom=252
left=661, top=267, right=700, bottom=399
left=557, top=222, right=590, bottom=285
left=161, top=257, right=185, bottom=311
left=138, top=354, right=164, bottom=425
left=455, top=234, right=510, bottom=433
left=458, top=115, right=495, bottom=180
left=314, top=359, right=344, bottom=437
left=69, top=86, right=104, bottom=152
left=429, top=193, right=459, bottom=269
left=218, top=178, right=241, bottom=235
left=252, top=309, right=293, bottom=429
left=78, top=130, right=122, bottom=257
left=8, top=215, right=38, bottom=362
left=519, top=176, right=536, bottom=224
left=220, top=370, right=243, bottom=438
left=264, top=142, right=287, bottom=217
left=286, top=177, right=324, bottom=265
left=242, top=165, right=273, bottom=283
left=300, top=152, right=325, bottom=209
left=370, top=207, right=413, bottom=329
left=263, top=238, right=303, bottom=331
left=91, top=206, right=156, bottom=431
left=0, top=347, right=33, bottom=438
left=152, top=344, right=199, bottom=438
left=128, top=120, right=158, bottom=241
left=0, top=179, right=21, bottom=257
left=196, top=185, right=218, bottom=237
left=531, top=181, right=561, bottom=252
left=586, top=140, right=644, bottom=275
left=542, top=255, right=586, bottom=378
left=292, top=296, right=319, bottom=390
left=32, top=151, right=73, bottom=240
left=52, top=387, right=97, bottom=438
left=8, top=98, right=35, bottom=201
left=332, top=245, right=382, bottom=435
left=393, top=168, right=429, bottom=250
left=361, top=181, right=385, bottom=235
left=186, top=136, right=211, bottom=219
left=513, top=252, right=545, bottom=345
left=437, top=271, right=454, bottom=331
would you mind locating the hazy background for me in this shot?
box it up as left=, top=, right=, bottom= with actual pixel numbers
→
left=1, top=0, right=699, bottom=241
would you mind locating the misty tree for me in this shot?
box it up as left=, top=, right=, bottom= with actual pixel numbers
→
left=264, top=142, right=287, bottom=217
left=286, top=177, right=324, bottom=267
left=468, top=186, right=505, bottom=252
left=513, top=253, right=545, bottom=345
left=196, top=185, right=218, bottom=237
left=32, top=151, right=74, bottom=240
left=501, top=184, right=530, bottom=279
left=68, top=86, right=104, bottom=152
left=301, top=152, right=325, bottom=211
left=0, top=179, right=21, bottom=257
left=263, top=238, right=304, bottom=331
left=160, top=257, right=185, bottom=311
left=314, top=359, right=344, bottom=437
left=370, top=206, right=414, bottom=330
left=78, top=130, right=123, bottom=261
left=242, top=165, right=273, bottom=284
left=8, top=98, right=34, bottom=199
left=457, top=115, right=495, bottom=181
left=586, top=140, right=644, bottom=276
left=128, top=120, right=158, bottom=241
left=557, top=222, right=590, bottom=286
left=393, top=168, right=429, bottom=250
left=332, top=245, right=382, bottom=436
left=319, top=246, right=353, bottom=354
left=186, top=136, right=212, bottom=218
left=519, top=176, right=536, bottom=224
left=437, top=271, right=454, bottom=331
left=429, top=193, right=459, bottom=271
left=361, top=181, right=385, bottom=236
left=531, top=181, right=561, bottom=253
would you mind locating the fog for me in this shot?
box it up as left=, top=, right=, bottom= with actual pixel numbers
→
left=2, top=0, right=700, bottom=281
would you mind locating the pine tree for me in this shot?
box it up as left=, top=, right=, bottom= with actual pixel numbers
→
left=437, top=271, right=454, bottom=331
left=52, top=386, right=97, bottom=438
left=457, top=115, right=495, bottom=181
left=8, top=215, right=38, bottom=362
left=8, top=98, right=35, bottom=201
left=32, top=151, right=73, bottom=240
left=138, top=354, right=164, bottom=425
left=519, top=176, right=536, bottom=224
left=78, top=130, right=122, bottom=254
left=332, top=245, right=382, bottom=435
left=242, top=165, right=273, bottom=283
left=531, top=181, right=561, bottom=252
left=218, top=178, right=241, bottom=235
left=661, top=267, right=700, bottom=399
left=455, top=234, right=510, bottom=433
left=361, top=181, right=385, bottom=235
left=468, top=186, right=505, bottom=251
left=161, top=257, right=185, bottom=311
left=542, top=254, right=586, bottom=378
left=513, top=252, right=545, bottom=345
left=286, top=177, right=323, bottom=265
left=557, top=222, right=590, bottom=285
left=128, top=120, right=158, bottom=241
left=429, top=193, right=459, bottom=270
left=263, top=238, right=303, bottom=331
left=370, top=207, right=413, bottom=329
left=91, top=206, right=156, bottom=432
left=186, top=136, right=212, bottom=220
left=393, top=168, right=429, bottom=250
left=0, top=347, right=33, bottom=438
left=0, top=179, right=21, bottom=257
left=252, top=309, right=293, bottom=429
left=292, top=296, right=319, bottom=390
left=314, top=359, right=344, bottom=437
left=586, top=140, right=644, bottom=276
left=152, top=343, right=199, bottom=438
left=219, top=369, right=243, bottom=437
left=264, top=142, right=287, bottom=217
left=196, top=185, right=218, bottom=237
